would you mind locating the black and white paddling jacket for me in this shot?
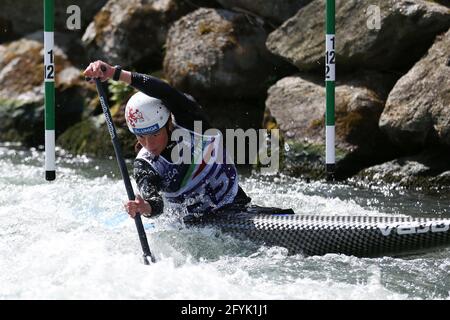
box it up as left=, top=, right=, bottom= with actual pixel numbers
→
left=130, top=73, right=251, bottom=217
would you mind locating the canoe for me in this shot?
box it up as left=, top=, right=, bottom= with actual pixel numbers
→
left=184, top=208, right=450, bottom=257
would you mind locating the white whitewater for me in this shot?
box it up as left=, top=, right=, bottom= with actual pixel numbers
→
left=1, top=145, right=450, bottom=300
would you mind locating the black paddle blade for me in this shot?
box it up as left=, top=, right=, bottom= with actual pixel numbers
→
left=143, top=254, right=156, bottom=265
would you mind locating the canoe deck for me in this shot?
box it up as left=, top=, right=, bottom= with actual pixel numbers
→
left=184, top=212, right=450, bottom=257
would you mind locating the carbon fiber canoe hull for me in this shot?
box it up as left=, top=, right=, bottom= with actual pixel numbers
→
left=184, top=213, right=450, bottom=257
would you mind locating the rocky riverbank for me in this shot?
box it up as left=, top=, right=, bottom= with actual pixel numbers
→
left=0, top=0, right=449, bottom=190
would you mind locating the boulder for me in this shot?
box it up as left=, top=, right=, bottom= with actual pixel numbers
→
left=266, top=71, right=398, bottom=177
left=266, top=0, right=450, bottom=72
left=267, top=72, right=395, bottom=146
left=164, top=8, right=291, bottom=100
left=216, top=0, right=312, bottom=25
left=82, top=0, right=195, bottom=68
left=0, top=39, right=94, bottom=146
left=379, top=28, right=450, bottom=152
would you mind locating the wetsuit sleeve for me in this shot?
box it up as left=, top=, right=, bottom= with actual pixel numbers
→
left=133, top=158, right=164, bottom=217
left=130, top=72, right=212, bottom=130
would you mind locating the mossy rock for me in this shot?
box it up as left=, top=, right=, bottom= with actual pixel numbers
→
left=281, top=140, right=348, bottom=180
left=57, top=115, right=137, bottom=159
left=0, top=38, right=91, bottom=147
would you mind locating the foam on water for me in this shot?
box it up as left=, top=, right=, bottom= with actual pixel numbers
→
left=1, top=146, right=450, bottom=300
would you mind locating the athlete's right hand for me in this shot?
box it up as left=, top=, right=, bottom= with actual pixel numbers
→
left=83, top=60, right=114, bottom=82
left=124, top=194, right=152, bottom=218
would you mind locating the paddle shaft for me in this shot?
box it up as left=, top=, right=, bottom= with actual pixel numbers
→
left=94, top=78, right=155, bottom=264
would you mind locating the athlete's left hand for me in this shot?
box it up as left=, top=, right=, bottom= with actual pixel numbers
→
left=124, top=194, right=152, bottom=218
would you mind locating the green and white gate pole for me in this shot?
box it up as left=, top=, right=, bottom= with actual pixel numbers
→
left=44, top=0, right=55, bottom=181
left=325, top=0, right=335, bottom=181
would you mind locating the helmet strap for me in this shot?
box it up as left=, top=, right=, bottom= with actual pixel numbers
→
left=165, top=118, right=176, bottom=149
left=165, top=117, right=173, bottom=137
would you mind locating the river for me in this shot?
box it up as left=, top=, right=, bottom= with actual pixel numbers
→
left=1, top=143, right=449, bottom=300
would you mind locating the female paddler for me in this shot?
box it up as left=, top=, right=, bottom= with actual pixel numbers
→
left=84, top=61, right=252, bottom=219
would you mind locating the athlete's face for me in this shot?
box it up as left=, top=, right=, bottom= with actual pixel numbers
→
left=136, top=127, right=168, bottom=156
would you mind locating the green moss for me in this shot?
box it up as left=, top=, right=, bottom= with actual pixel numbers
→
left=57, top=116, right=137, bottom=159
left=109, top=81, right=134, bottom=106
left=281, top=140, right=348, bottom=180
left=0, top=98, right=26, bottom=109
left=57, top=118, right=108, bottom=157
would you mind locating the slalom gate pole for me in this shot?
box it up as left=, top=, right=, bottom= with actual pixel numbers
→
left=44, top=0, right=56, bottom=181
left=325, top=0, right=336, bottom=181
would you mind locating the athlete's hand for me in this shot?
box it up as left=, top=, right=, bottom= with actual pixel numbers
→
left=124, top=195, right=152, bottom=218
left=83, top=60, right=114, bottom=82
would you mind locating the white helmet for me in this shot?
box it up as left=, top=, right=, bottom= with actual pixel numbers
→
left=125, top=92, right=171, bottom=135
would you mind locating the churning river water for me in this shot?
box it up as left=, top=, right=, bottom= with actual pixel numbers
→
left=1, top=143, right=450, bottom=300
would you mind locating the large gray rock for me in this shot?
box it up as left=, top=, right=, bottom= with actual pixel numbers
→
left=164, top=8, right=290, bottom=100
left=379, top=28, right=450, bottom=151
left=216, top=0, right=312, bottom=25
left=266, top=72, right=395, bottom=147
left=0, top=0, right=107, bottom=38
left=82, top=0, right=193, bottom=68
left=267, top=0, right=450, bottom=71
left=266, top=72, right=398, bottom=177
left=0, top=39, right=94, bottom=146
